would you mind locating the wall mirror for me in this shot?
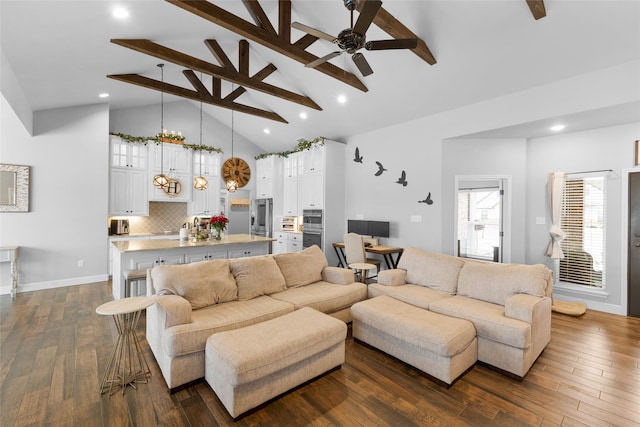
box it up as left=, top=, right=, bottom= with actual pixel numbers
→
left=0, top=164, right=30, bottom=212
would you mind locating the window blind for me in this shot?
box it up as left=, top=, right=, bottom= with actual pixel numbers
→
left=559, top=175, right=606, bottom=287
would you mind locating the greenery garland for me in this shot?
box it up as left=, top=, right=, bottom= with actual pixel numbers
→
left=182, top=143, right=224, bottom=154
left=109, top=132, right=151, bottom=144
left=255, top=137, right=325, bottom=160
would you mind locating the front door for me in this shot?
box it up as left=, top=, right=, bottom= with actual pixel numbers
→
left=628, top=172, right=640, bottom=317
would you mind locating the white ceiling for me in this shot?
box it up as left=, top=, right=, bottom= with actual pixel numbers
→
left=2, top=0, right=639, bottom=152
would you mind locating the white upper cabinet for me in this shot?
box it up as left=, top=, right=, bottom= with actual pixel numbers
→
left=282, top=153, right=300, bottom=216
left=256, top=156, right=279, bottom=199
left=188, top=151, right=222, bottom=215
left=109, top=137, right=149, bottom=216
left=148, top=143, right=192, bottom=202
left=298, top=146, right=325, bottom=210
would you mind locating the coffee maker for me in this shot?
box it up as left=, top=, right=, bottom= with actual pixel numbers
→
left=110, top=219, right=129, bottom=235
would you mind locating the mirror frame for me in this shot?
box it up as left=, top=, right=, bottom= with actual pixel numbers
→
left=0, top=164, right=30, bottom=212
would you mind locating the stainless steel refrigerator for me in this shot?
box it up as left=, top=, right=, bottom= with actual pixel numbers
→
left=251, top=198, right=273, bottom=237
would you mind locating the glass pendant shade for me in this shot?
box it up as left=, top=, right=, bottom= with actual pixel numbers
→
left=194, top=175, right=208, bottom=190
left=226, top=178, right=238, bottom=193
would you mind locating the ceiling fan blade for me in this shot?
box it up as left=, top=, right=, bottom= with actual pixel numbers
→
left=291, top=22, right=336, bottom=43
left=365, top=38, right=419, bottom=50
left=306, top=51, right=342, bottom=68
left=352, top=0, right=382, bottom=36
left=352, top=52, right=373, bottom=77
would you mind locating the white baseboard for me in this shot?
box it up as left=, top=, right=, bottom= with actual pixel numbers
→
left=0, top=274, right=109, bottom=296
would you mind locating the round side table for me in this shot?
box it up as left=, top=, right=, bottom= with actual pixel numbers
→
left=349, top=262, right=377, bottom=283
left=96, top=296, right=155, bottom=395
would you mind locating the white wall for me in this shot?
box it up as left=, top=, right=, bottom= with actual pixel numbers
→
left=0, top=95, right=109, bottom=293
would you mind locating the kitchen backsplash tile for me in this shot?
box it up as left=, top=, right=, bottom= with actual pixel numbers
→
left=110, top=202, right=193, bottom=234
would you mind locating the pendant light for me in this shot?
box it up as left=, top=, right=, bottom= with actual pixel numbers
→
left=153, top=63, right=170, bottom=190
left=193, top=74, right=208, bottom=191
left=225, top=92, right=238, bottom=193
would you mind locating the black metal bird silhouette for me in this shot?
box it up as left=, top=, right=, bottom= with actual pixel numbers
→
left=419, top=192, right=434, bottom=205
left=374, top=161, right=387, bottom=176
left=353, top=147, right=363, bottom=163
left=396, top=170, right=408, bottom=186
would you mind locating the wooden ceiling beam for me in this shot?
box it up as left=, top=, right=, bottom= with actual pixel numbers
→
left=239, top=39, right=250, bottom=76
left=183, top=70, right=211, bottom=96
left=357, top=0, right=436, bottom=66
left=278, top=0, right=292, bottom=44
left=111, top=38, right=321, bottom=110
left=526, top=0, right=546, bottom=20
left=204, top=40, right=236, bottom=72
left=166, top=0, right=368, bottom=92
left=242, top=0, right=277, bottom=35
left=107, top=73, right=288, bottom=123
left=293, top=33, right=319, bottom=50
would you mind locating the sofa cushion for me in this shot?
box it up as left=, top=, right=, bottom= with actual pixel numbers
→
left=397, top=247, right=464, bottom=294
left=457, top=261, right=550, bottom=306
left=270, top=281, right=367, bottom=314
left=429, top=295, right=531, bottom=349
left=163, top=296, right=294, bottom=357
left=150, top=259, right=236, bottom=309
left=230, top=256, right=287, bottom=301
left=367, top=283, right=452, bottom=310
left=274, top=245, right=328, bottom=288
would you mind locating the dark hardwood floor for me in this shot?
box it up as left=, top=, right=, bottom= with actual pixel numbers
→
left=1, top=281, right=639, bottom=427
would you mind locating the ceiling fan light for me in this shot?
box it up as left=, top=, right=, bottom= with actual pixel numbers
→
left=153, top=173, right=170, bottom=189
left=194, top=176, right=208, bottom=190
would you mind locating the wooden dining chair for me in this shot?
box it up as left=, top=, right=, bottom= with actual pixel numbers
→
left=343, top=233, right=380, bottom=283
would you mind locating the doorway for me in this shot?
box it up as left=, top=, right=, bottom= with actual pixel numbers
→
left=454, top=176, right=510, bottom=263
left=628, top=171, right=640, bottom=317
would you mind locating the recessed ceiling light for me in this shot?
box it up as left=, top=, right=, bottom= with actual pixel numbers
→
left=99, top=93, right=109, bottom=98
left=337, top=95, right=347, bottom=104
left=299, top=112, right=308, bottom=119
left=550, top=124, right=565, bottom=131
left=264, top=128, right=270, bottom=134
left=113, top=8, right=129, bottom=19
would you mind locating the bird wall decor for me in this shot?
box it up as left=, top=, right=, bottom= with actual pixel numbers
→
left=418, top=192, right=434, bottom=205
left=353, top=147, right=363, bottom=163
left=396, top=170, right=408, bottom=186
left=374, top=161, right=387, bottom=176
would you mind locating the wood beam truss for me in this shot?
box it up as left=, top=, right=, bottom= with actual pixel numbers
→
left=109, top=38, right=322, bottom=122
left=526, top=0, right=547, bottom=20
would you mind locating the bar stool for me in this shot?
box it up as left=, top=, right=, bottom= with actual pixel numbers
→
left=122, top=269, right=147, bottom=298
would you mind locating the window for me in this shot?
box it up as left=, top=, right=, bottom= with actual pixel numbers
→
left=558, top=175, right=606, bottom=287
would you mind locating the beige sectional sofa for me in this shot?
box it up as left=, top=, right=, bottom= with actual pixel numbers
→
left=368, top=247, right=553, bottom=379
left=145, top=245, right=366, bottom=390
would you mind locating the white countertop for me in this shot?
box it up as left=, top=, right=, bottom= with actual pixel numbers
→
left=111, top=233, right=275, bottom=253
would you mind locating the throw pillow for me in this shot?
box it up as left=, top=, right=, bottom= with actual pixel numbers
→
left=230, top=256, right=287, bottom=300
left=274, top=245, right=328, bottom=288
left=398, top=247, right=464, bottom=294
left=150, top=259, right=236, bottom=309
left=457, top=261, right=550, bottom=306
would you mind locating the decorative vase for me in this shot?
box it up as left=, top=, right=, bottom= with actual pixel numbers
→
left=214, top=228, right=222, bottom=240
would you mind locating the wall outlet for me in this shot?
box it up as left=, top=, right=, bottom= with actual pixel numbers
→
left=536, top=217, right=546, bottom=225
left=77, top=260, right=84, bottom=268
left=410, top=215, right=422, bottom=223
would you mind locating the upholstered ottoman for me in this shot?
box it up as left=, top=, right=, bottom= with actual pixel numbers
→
left=351, top=295, right=477, bottom=385
left=205, top=307, right=347, bottom=419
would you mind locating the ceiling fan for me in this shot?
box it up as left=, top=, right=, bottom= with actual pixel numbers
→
left=292, top=0, right=419, bottom=77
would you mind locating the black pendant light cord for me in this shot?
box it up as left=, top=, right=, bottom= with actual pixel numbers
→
left=158, top=63, right=165, bottom=176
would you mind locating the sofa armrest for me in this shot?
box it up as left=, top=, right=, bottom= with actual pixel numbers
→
left=153, top=295, right=193, bottom=328
left=377, top=269, right=407, bottom=286
left=505, top=294, right=551, bottom=324
left=322, top=267, right=355, bottom=285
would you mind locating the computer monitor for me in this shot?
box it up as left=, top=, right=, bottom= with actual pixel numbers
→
left=368, top=220, right=390, bottom=238
left=347, top=220, right=390, bottom=238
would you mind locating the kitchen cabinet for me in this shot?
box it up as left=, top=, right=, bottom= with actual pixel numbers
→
left=228, top=245, right=269, bottom=258
left=109, top=137, right=149, bottom=216
left=286, top=232, right=303, bottom=253
left=256, top=156, right=282, bottom=199
left=184, top=250, right=228, bottom=263
left=282, top=153, right=300, bottom=216
left=188, top=152, right=222, bottom=216
left=273, top=232, right=287, bottom=254
left=131, top=253, right=184, bottom=271
left=148, top=143, right=192, bottom=202
left=298, top=147, right=324, bottom=210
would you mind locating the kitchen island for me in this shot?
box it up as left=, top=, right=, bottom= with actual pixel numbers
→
left=111, top=234, right=275, bottom=299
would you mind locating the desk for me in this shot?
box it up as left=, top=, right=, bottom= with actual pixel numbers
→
left=332, top=243, right=404, bottom=270
left=0, top=246, right=19, bottom=299
left=96, top=296, right=155, bottom=395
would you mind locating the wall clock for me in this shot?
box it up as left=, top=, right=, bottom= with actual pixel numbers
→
left=222, top=157, right=251, bottom=188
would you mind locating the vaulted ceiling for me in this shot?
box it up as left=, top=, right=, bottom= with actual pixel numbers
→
left=1, top=1, right=639, bottom=152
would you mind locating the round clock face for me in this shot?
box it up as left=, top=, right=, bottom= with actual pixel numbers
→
left=222, top=157, right=251, bottom=188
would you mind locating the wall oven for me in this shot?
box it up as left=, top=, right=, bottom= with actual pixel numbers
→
left=302, top=209, right=323, bottom=249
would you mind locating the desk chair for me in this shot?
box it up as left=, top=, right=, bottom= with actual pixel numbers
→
left=343, top=233, right=381, bottom=283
